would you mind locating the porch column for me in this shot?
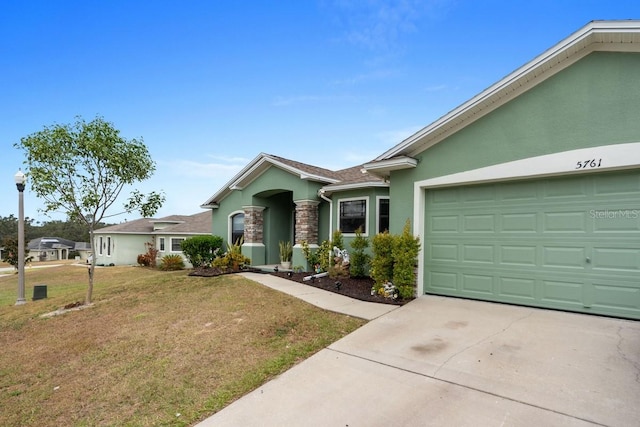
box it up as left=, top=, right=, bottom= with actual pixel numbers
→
left=242, top=205, right=265, bottom=265
left=293, top=200, right=320, bottom=269
left=294, top=200, right=319, bottom=244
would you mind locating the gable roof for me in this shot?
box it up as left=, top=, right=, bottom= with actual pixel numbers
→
left=201, top=153, right=385, bottom=207
left=94, top=211, right=212, bottom=235
left=368, top=20, right=640, bottom=171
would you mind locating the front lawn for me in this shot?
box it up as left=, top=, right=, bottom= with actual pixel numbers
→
left=0, top=265, right=365, bottom=426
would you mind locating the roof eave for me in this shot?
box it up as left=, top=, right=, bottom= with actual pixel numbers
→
left=375, top=20, right=640, bottom=160
left=363, top=156, right=418, bottom=178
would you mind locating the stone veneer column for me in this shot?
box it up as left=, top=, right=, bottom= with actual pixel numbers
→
left=294, top=200, right=320, bottom=245
left=243, top=206, right=265, bottom=244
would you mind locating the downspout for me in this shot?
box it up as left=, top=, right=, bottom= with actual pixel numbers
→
left=318, top=189, right=332, bottom=241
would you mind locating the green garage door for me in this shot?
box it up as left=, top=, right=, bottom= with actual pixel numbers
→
left=424, top=170, right=640, bottom=319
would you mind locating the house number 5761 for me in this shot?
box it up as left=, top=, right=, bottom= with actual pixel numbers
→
left=575, top=158, right=602, bottom=169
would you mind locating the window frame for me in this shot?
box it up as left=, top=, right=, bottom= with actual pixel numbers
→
left=106, top=236, right=112, bottom=257
left=170, top=237, right=185, bottom=253
left=97, top=236, right=103, bottom=256
left=337, top=197, right=369, bottom=236
left=159, top=237, right=165, bottom=252
left=376, top=196, right=390, bottom=234
left=229, top=211, right=245, bottom=245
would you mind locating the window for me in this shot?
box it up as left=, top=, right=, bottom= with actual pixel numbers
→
left=159, top=237, right=165, bottom=252
left=231, top=212, right=244, bottom=245
left=378, top=197, right=390, bottom=233
left=171, top=238, right=185, bottom=252
left=339, top=198, right=367, bottom=234
left=107, top=236, right=111, bottom=257
left=98, top=236, right=103, bottom=256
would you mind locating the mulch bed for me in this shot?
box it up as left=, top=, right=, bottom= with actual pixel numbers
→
left=189, top=267, right=413, bottom=305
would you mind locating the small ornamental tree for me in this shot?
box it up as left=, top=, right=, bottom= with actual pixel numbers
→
left=181, top=235, right=224, bottom=268
left=15, top=116, right=165, bottom=304
left=1, top=236, right=33, bottom=270
left=392, top=219, right=420, bottom=298
left=370, top=231, right=394, bottom=287
left=349, top=227, right=370, bottom=278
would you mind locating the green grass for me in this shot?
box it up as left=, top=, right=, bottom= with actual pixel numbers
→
left=0, top=264, right=365, bottom=426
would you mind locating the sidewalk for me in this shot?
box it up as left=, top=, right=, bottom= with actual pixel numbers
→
left=239, top=272, right=399, bottom=320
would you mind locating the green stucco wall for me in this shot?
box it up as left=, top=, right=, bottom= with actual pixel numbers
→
left=389, top=51, right=640, bottom=232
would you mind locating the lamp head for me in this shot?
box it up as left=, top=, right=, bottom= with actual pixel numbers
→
left=14, top=170, right=26, bottom=191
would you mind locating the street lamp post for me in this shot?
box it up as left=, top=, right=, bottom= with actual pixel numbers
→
left=14, top=170, right=26, bottom=306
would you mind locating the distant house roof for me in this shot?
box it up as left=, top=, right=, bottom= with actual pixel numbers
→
left=94, top=211, right=212, bottom=235
left=201, top=153, right=386, bottom=207
left=28, top=237, right=90, bottom=251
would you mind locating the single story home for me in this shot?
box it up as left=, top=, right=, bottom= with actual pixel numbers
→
left=27, top=237, right=91, bottom=261
left=201, top=20, right=640, bottom=320
left=92, top=211, right=212, bottom=267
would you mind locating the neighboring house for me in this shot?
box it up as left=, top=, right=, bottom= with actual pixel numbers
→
left=93, top=211, right=212, bottom=267
left=202, top=21, right=640, bottom=320
left=28, top=237, right=91, bottom=261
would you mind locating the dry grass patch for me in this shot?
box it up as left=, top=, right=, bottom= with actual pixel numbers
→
left=0, top=265, right=365, bottom=426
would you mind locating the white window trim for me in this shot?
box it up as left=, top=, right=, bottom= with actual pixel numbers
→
left=106, top=236, right=112, bottom=257
left=170, top=237, right=185, bottom=253
left=337, top=196, right=369, bottom=236
left=158, top=237, right=166, bottom=252
left=98, top=236, right=103, bottom=256
left=376, top=196, right=390, bottom=234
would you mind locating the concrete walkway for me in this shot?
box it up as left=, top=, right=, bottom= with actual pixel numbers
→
left=197, top=273, right=640, bottom=427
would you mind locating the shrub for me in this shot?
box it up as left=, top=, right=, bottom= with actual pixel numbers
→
left=137, top=253, right=152, bottom=267
left=159, top=254, right=185, bottom=271
left=213, top=238, right=251, bottom=271
left=392, top=219, right=420, bottom=287
left=332, top=230, right=344, bottom=250
left=279, top=241, right=292, bottom=263
left=181, top=235, right=223, bottom=268
left=137, top=241, right=159, bottom=268
left=349, top=227, right=370, bottom=278
left=370, top=231, right=394, bottom=287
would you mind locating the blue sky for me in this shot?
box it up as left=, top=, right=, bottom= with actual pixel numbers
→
left=1, top=1, right=638, bottom=224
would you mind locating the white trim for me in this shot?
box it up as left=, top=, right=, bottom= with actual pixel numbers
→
left=413, top=141, right=640, bottom=296
left=415, top=142, right=640, bottom=189
left=106, top=236, right=112, bottom=257
left=337, top=196, right=370, bottom=236
left=158, top=237, right=166, bottom=252
left=321, top=181, right=389, bottom=194
left=242, top=242, right=265, bottom=247
left=169, top=237, right=185, bottom=253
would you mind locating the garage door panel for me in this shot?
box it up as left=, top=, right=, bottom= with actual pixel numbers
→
left=430, top=215, right=458, bottom=232
left=542, top=246, right=586, bottom=269
left=592, top=211, right=640, bottom=232
left=592, top=247, right=640, bottom=271
left=592, top=283, right=640, bottom=312
left=541, top=280, right=583, bottom=305
left=593, top=172, right=640, bottom=195
left=543, top=177, right=588, bottom=198
left=543, top=211, right=587, bottom=232
left=429, top=271, right=457, bottom=290
left=500, top=245, right=537, bottom=266
left=499, top=277, right=536, bottom=300
left=463, top=245, right=494, bottom=263
left=425, top=170, right=640, bottom=319
left=463, top=214, right=496, bottom=232
left=501, top=213, right=538, bottom=233
left=430, top=243, right=458, bottom=262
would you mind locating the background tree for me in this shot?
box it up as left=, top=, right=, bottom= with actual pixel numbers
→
left=1, top=236, right=33, bottom=269
left=15, top=116, right=164, bottom=304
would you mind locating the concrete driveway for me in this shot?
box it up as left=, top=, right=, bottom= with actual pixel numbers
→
left=198, top=294, right=640, bottom=426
